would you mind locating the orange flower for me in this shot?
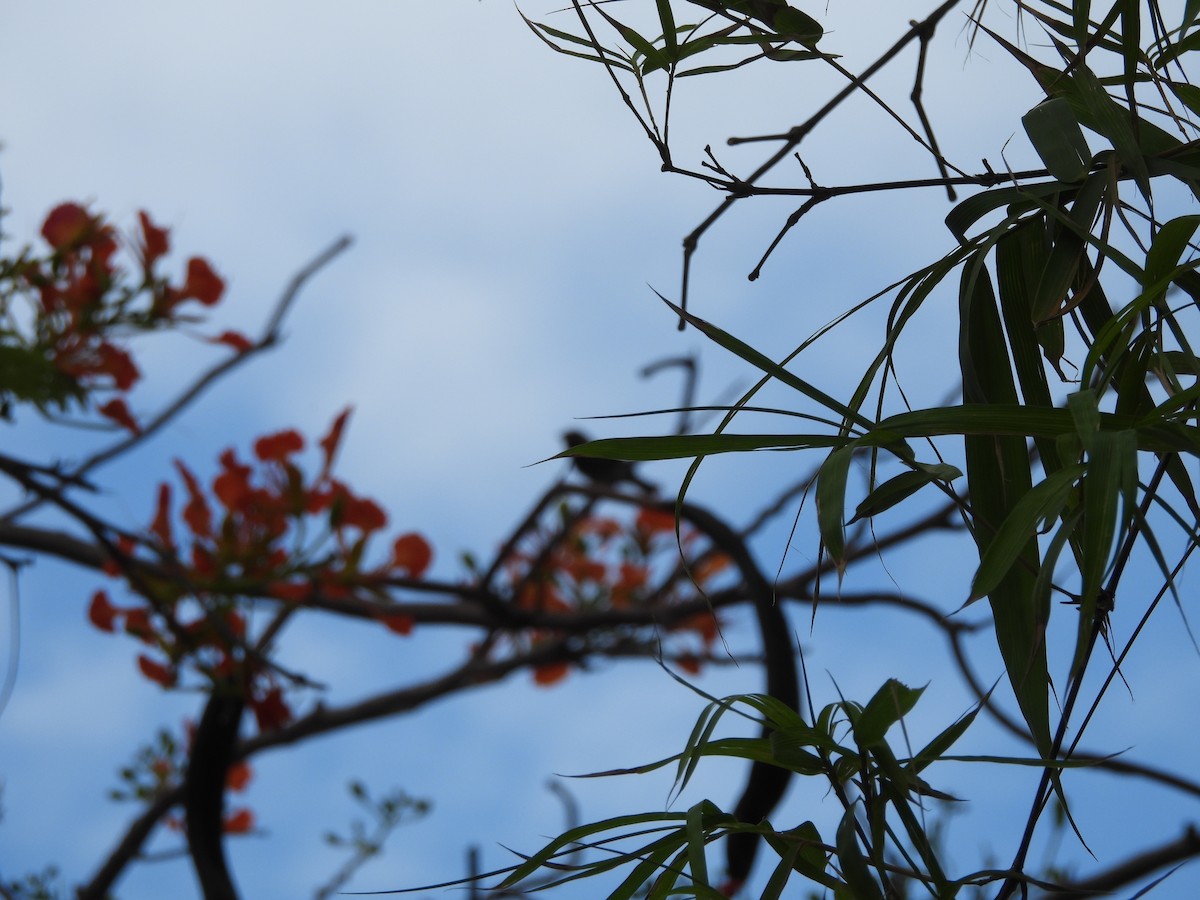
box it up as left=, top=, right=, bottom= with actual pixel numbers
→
left=93, top=342, right=140, bottom=391
left=340, top=494, right=387, bottom=533
left=137, top=655, right=176, bottom=687
left=326, top=481, right=386, bottom=533
left=210, top=330, right=253, bottom=353
left=381, top=612, right=415, bottom=636
left=223, top=808, right=254, bottom=834
left=137, top=209, right=170, bottom=269
left=98, top=397, right=140, bottom=434
left=191, top=545, right=218, bottom=578
left=533, top=661, right=570, bottom=686
left=213, top=449, right=253, bottom=510
left=318, top=407, right=352, bottom=479
left=635, top=507, right=677, bottom=536
left=41, top=202, right=95, bottom=250
left=175, top=460, right=213, bottom=538
left=225, top=761, right=253, bottom=792
left=676, top=610, right=721, bottom=646
left=179, top=257, right=225, bottom=305
left=223, top=609, right=247, bottom=639
left=250, top=685, right=291, bottom=732
left=391, top=533, right=432, bottom=578
left=88, top=590, right=118, bottom=632
left=124, top=607, right=157, bottom=643
left=150, top=484, right=174, bottom=549
left=254, top=430, right=304, bottom=462
left=617, top=563, right=648, bottom=592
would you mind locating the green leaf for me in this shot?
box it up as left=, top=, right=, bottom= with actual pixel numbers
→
left=1068, top=61, right=1152, bottom=200
left=685, top=801, right=710, bottom=888
left=763, top=821, right=835, bottom=890
left=658, top=292, right=877, bottom=430
left=518, top=11, right=636, bottom=71
left=849, top=469, right=949, bottom=522
left=495, top=810, right=689, bottom=888
left=1022, top=97, right=1092, bottom=183
left=960, top=256, right=1050, bottom=754
left=771, top=6, right=823, bottom=47
left=1068, top=389, right=1102, bottom=453
left=853, top=680, right=924, bottom=748
left=655, top=0, right=678, bottom=55
left=816, top=446, right=853, bottom=577
left=835, top=807, right=883, bottom=900
left=969, top=464, right=1085, bottom=604
left=588, top=2, right=668, bottom=72
left=1143, top=215, right=1200, bottom=308
left=912, top=705, right=981, bottom=773
left=556, top=432, right=849, bottom=464
left=945, top=181, right=1069, bottom=243
left=1030, top=170, right=1108, bottom=325
left=869, top=404, right=1200, bottom=454
left=994, top=219, right=1063, bottom=473
left=0, top=343, right=88, bottom=412
left=1075, top=428, right=1137, bottom=673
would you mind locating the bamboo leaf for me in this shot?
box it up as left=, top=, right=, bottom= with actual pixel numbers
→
left=1144, top=215, right=1200, bottom=308
left=685, top=801, right=709, bottom=888
left=816, top=446, right=853, bottom=577
left=1030, top=170, right=1108, bottom=325
left=763, top=821, right=835, bottom=889
left=994, top=219, right=1063, bottom=474
left=657, top=292, right=876, bottom=430
left=968, top=464, right=1085, bottom=604
left=912, top=705, right=981, bottom=773
left=849, top=468, right=957, bottom=523
left=1022, top=97, right=1092, bottom=183
left=1075, top=428, right=1137, bottom=673
left=556, top=433, right=849, bottom=464
left=853, top=679, right=923, bottom=748
left=835, top=807, right=883, bottom=900
left=945, top=181, right=1069, bottom=244
left=960, top=256, right=1050, bottom=754
left=655, top=0, right=678, bottom=55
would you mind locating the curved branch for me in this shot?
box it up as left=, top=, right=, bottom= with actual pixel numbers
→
left=1037, top=826, right=1200, bottom=899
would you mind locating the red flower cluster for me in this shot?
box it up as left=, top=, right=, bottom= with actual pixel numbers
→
left=4, top=202, right=249, bottom=433
left=500, top=509, right=726, bottom=687
left=88, top=410, right=434, bottom=732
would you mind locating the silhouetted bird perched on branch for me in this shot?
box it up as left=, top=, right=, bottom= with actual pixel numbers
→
left=563, top=430, right=656, bottom=493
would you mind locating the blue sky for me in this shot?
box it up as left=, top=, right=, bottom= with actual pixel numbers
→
left=2, top=1, right=1198, bottom=898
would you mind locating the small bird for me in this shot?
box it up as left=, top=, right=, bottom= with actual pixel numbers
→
left=563, top=430, right=656, bottom=493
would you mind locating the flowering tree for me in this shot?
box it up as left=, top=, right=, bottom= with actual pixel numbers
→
left=0, top=202, right=768, bottom=897
left=6, top=1, right=1200, bottom=899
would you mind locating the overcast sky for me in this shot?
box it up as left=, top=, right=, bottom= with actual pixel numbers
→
left=1, top=2, right=1198, bottom=898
